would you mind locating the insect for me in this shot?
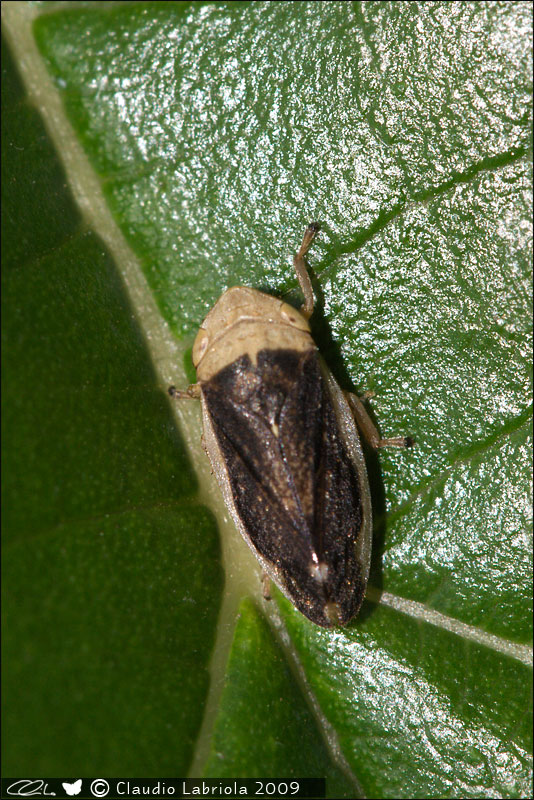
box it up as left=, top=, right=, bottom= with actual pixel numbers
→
left=169, top=224, right=411, bottom=627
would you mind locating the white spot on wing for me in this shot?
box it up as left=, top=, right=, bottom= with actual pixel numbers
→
left=310, top=562, right=329, bottom=583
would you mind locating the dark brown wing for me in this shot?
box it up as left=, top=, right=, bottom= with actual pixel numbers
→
left=202, top=348, right=366, bottom=626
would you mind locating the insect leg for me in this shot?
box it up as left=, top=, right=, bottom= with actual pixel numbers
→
left=346, top=391, right=413, bottom=449
left=168, top=384, right=201, bottom=400
left=262, top=573, right=272, bottom=601
left=293, top=222, right=320, bottom=319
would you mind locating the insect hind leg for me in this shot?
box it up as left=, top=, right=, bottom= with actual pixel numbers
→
left=346, top=391, right=413, bottom=449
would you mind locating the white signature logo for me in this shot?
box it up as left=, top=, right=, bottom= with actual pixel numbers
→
left=6, top=780, right=56, bottom=796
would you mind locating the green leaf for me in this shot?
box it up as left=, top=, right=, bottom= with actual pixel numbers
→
left=2, top=2, right=532, bottom=797
left=2, top=22, right=222, bottom=777
left=203, top=599, right=355, bottom=797
left=280, top=592, right=532, bottom=799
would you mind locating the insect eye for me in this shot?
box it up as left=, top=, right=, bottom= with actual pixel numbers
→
left=281, top=310, right=297, bottom=324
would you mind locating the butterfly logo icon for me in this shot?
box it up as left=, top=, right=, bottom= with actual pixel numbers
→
left=62, top=779, right=82, bottom=796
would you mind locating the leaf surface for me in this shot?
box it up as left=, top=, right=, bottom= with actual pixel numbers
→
left=2, top=2, right=532, bottom=796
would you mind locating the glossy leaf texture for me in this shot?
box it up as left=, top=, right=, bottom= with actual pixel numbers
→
left=2, top=2, right=532, bottom=797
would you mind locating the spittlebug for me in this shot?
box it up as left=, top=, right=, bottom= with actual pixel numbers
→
left=169, top=224, right=411, bottom=627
